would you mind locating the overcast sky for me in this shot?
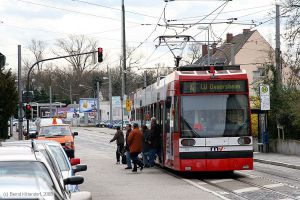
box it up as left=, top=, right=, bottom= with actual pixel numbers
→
left=1, top=0, right=282, bottom=72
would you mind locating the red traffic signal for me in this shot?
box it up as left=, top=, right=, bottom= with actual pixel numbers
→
left=25, top=104, right=31, bottom=110
left=25, top=104, right=32, bottom=120
left=97, top=48, right=103, bottom=63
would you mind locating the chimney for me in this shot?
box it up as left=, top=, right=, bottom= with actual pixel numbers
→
left=202, top=44, right=208, bottom=56
left=226, top=33, right=233, bottom=43
left=212, top=43, right=217, bottom=54
left=243, top=29, right=250, bottom=34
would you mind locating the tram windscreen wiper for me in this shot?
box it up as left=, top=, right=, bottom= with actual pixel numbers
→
left=181, top=117, right=201, bottom=138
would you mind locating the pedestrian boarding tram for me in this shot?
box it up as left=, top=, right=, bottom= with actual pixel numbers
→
left=132, top=65, right=253, bottom=172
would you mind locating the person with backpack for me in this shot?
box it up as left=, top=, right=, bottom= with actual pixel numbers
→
left=110, top=126, right=125, bottom=164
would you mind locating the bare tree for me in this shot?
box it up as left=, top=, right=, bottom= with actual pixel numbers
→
left=182, top=43, right=202, bottom=65
left=29, top=39, right=47, bottom=70
left=55, top=35, right=98, bottom=77
left=282, top=0, right=300, bottom=88
left=283, top=0, right=300, bottom=44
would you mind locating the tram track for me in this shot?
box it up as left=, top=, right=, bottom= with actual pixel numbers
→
left=199, top=178, right=251, bottom=200
left=253, top=167, right=300, bottom=183
left=199, top=172, right=299, bottom=200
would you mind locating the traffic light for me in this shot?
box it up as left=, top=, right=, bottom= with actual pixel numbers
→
left=25, top=104, right=32, bottom=120
left=97, top=48, right=103, bottom=63
left=0, top=53, right=6, bottom=69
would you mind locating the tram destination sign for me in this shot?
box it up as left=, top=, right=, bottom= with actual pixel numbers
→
left=181, top=80, right=247, bottom=93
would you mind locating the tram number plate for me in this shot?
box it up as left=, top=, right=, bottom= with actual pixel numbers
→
left=210, top=146, right=224, bottom=151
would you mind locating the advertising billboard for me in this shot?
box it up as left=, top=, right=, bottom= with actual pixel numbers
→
left=57, top=107, right=75, bottom=118
left=79, top=98, right=97, bottom=113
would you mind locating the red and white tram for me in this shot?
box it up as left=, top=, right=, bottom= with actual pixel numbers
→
left=132, top=65, right=253, bottom=172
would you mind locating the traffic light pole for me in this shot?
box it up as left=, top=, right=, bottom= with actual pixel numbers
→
left=26, top=50, right=97, bottom=137
left=18, top=45, right=23, bottom=140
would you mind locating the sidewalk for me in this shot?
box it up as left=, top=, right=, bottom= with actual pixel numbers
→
left=254, top=152, right=300, bottom=170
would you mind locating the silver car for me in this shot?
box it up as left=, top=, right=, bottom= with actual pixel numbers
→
left=3, top=140, right=87, bottom=193
left=0, top=145, right=92, bottom=199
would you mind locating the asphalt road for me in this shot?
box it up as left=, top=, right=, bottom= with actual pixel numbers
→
left=73, top=127, right=300, bottom=200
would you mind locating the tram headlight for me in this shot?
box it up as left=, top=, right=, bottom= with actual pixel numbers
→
left=181, top=139, right=196, bottom=146
left=238, top=137, right=251, bottom=145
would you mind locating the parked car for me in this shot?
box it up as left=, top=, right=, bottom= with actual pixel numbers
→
left=112, top=120, right=130, bottom=129
left=96, top=120, right=109, bottom=128
left=106, top=120, right=121, bottom=128
left=3, top=140, right=87, bottom=193
left=0, top=146, right=92, bottom=199
left=23, top=122, right=37, bottom=137
left=36, top=124, right=78, bottom=158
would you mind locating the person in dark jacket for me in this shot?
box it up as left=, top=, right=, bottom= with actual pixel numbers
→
left=110, top=126, right=124, bottom=164
left=142, top=125, right=151, bottom=167
left=124, top=124, right=132, bottom=169
left=127, top=123, right=144, bottom=172
left=148, top=117, right=161, bottom=167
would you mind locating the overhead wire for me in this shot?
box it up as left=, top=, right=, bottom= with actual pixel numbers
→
left=176, top=0, right=230, bottom=35
left=71, top=0, right=158, bottom=19
left=140, top=1, right=230, bottom=67
left=128, top=2, right=168, bottom=57
left=193, top=0, right=229, bottom=38
left=250, top=6, right=296, bottom=30
left=173, top=4, right=274, bottom=21
left=13, top=0, right=141, bottom=24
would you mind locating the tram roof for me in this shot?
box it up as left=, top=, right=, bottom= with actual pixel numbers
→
left=176, top=65, right=241, bottom=71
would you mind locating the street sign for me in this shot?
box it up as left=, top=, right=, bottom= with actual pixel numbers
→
left=259, top=84, right=270, bottom=110
left=126, top=99, right=131, bottom=112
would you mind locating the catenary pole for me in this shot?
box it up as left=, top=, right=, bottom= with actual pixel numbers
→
left=121, top=0, right=127, bottom=128
left=275, top=4, right=282, bottom=86
left=18, top=45, right=23, bottom=140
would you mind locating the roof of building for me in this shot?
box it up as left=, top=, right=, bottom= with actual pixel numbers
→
left=195, top=30, right=256, bottom=66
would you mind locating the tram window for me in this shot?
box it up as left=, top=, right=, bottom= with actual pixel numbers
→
left=181, top=95, right=250, bottom=138
left=174, top=97, right=179, bottom=132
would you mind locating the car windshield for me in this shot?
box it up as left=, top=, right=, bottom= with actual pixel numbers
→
left=0, top=161, right=54, bottom=187
left=48, top=146, right=70, bottom=171
left=39, top=126, right=71, bottom=137
left=181, top=94, right=250, bottom=138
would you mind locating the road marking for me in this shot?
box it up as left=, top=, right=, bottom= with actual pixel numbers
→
left=182, top=179, right=231, bottom=200
left=263, top=183, right=284, bottom=188
left=279, top=198, right=295, bottom=200
left=210, top=179, right=234, bottom=184
left=233, top=187, right=260, bottom=194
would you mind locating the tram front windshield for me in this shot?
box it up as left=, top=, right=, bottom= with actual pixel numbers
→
left=181, top=94, right=250, bottom=138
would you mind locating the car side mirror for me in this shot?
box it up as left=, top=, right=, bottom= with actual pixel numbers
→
left=73, top=164, right=87, bottom=173
left=73, top=132, right=78, bottom=136
left=64, top=176, right=84, bottom=185
left=70, top=158, right=81, bottom=166
left=70, top=191, right=92, bottom=200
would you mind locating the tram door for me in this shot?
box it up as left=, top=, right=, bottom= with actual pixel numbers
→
left=165, top=97, right=173, bottom=162
left=157, top=102, right=164, bottom=165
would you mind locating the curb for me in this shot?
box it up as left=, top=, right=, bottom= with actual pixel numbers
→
left=254, top=158, right=300, bottom=170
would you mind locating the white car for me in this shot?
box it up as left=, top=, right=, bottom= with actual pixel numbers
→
left=0, top=146, right=92, bottom=200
